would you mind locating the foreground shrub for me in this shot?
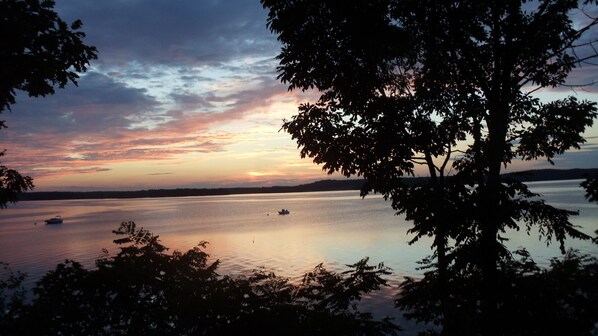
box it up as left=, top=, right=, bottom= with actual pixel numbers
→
left=396, top=249, right=598, bottom=336
left=1, top=221, right=399, bottom=335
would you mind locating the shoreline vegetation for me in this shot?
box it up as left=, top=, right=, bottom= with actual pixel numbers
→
left=19, top=168, right=598, bottom=201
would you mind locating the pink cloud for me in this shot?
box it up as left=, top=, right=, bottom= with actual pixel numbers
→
left=0, top=72, right=302, bottom=183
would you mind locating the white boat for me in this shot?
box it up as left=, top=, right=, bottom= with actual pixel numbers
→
left=45, top=216, right=63, bottom=224
left=278, top=209, right=290, bottom=215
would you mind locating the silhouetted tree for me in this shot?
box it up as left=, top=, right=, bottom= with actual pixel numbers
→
left=2, top=222, right=399, bottom=335
left=262, top=0, right=598, bottom=334
left=0, top=0, right=97, bottom=207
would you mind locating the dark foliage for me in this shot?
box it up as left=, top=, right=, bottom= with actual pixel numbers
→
left=0, top=262, right=27, bottom=335
left=0, top=150, right=33, bottom=208
left=0, top=0, right=97, bottom=111
left=262, top=0, right=598, bottom=334
left=396, top=249, right=598, bottom=336
left=581, top=174, right=598, bottom=203
left=0, top=222, right=399, bottom=336
left=0, top=0, right=97, bottom=207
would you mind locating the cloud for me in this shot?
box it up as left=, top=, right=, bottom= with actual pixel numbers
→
left=30, top=166, right=112, bottom=178
left=147, top=172, right=173, bottom=176
left=56, top=0, right=278, bottom=69
left=0, top=63, right=293, bottom=182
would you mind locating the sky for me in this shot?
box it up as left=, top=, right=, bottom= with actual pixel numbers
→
left=1, top=0, right=598, bottom=191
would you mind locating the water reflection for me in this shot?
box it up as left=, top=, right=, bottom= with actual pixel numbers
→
left=0, top=181, right=596, bottom=314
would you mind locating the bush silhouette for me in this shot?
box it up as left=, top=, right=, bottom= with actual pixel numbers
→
left=1, top=222, right=399, bottom=335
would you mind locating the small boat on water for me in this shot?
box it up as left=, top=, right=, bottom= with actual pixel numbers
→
left=278, top=209, right=290, bottom=215
left=45, top=216, right=63, bottom=224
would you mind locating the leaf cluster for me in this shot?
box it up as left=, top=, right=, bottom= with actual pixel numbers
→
left=0, top=150, right=34, bottom=208
left=581, top=174, right=598, bottom=203
left=0, top=0, right=98, bottom=112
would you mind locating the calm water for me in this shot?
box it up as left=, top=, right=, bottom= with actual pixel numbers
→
left=1, top=179, right=597, bottom=320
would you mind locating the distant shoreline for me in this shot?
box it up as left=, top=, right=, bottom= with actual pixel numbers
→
left=18, top=168, right=598, bottom=201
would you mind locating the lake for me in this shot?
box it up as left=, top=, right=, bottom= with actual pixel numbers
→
left=1, top=179, right=597, bottom=321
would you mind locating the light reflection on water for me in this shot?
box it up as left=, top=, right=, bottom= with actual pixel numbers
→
left=0, top=191, right=418, bottom=293
left=0, top=180, right=597, bottom=322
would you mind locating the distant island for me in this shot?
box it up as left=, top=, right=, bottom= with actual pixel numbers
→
left=18, top=168, right=598, bottom=201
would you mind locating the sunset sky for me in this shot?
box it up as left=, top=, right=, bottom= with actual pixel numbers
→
left=2, top=0, right=598, bottom=191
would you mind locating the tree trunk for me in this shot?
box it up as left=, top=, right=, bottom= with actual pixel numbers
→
left=480, top=101, right=509, bottom=336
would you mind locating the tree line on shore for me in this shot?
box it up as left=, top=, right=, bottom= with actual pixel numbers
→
left=18, top=168, right=598, bottom=202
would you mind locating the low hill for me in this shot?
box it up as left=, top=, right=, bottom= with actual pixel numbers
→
left=18, top=179, right=367, bottom=201
left=501, top=168, right=598, bottom=182
left=18, top=168, right=597, bottom=201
